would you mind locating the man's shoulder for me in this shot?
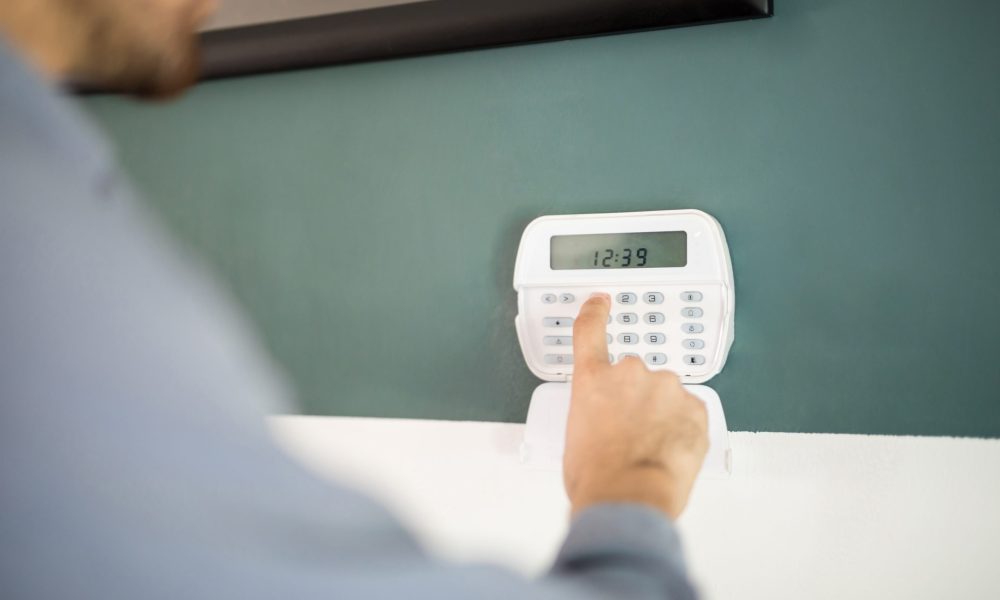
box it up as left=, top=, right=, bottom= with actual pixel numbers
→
left=0, top=39, right=114, bottom=192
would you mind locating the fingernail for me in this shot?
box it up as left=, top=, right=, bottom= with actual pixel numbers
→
left=589, top=292, right=611, bottom=304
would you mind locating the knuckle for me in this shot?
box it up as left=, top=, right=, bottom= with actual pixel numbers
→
left=685, top=395, right=709, bottom=424
left=657, top=370, right=681, bottom=388
left=617, top=355, right=647, bottom=374
left=576, top=358, right=610, bottom=377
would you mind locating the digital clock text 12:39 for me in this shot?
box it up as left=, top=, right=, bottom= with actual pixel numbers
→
left=593, top=248, right=648, bottom=267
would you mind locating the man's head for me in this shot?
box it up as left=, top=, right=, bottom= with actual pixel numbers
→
left=0, top=0, right=216, bottom=98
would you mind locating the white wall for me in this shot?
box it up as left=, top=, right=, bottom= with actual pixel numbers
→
left=270, top=416, right=1000, bottom=600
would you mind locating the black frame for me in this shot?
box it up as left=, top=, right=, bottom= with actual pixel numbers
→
left=200, top=0, right=772, bottom=80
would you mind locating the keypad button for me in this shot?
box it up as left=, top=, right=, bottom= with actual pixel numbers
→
left=559, top=293, right=575, bottom=304
left=616, top=292, right=638, bottom=305
left=541, top=293, right=557, bottom=304
left=617, top=332, right=639, bottom=345
left=543, top=336, right=573, bottom=347
left=544, top=354, right=574, bottom=365
left=681, top=307, right=703, bottom=318
left=644, top=292, right=664, bottom=304
left=608, top=353, right=614, bottom=363
left=645, top=353, right=668, bottom=366
left=683, top=339, right=705, bottom=349
left=644, top=312, right=665, bottom=325
left=681, top=291, right=703, bottom=302
left=644, top=332, right=666, bottom=345
left=683, top=355, right=706, bottom=366
left=543, top=317, right=574, bottom=327
left=682, top=323, right=704, bottom=333
left=606, top=334, right=612, bottom=345
left=616, top=312, right=638, bottom=325
left=618, top=352, right=640, bottom=361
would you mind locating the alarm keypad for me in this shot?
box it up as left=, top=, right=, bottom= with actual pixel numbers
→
left=645, top=353, right=668, bottom=366
left=644, top=312, right=665, bottom=325
left=531, top=285, right=721, bottom=377
left=544, top=354, right=573, bottom=365
left=618, top=333, right=639, bottom=345
left=543, top=317, right=573, bottom=327
left=644, top=332, right=666, bottom=345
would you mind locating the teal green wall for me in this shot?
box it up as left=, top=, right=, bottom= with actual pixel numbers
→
left=85, top=0, right=1000, bottom=436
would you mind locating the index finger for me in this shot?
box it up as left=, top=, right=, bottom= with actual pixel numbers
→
left=573, top=293, right=611, bottom=370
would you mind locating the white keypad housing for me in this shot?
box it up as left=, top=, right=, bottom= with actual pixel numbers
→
left=514, top=209, right=734, bottom=384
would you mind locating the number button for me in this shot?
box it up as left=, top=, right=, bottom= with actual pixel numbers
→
left=617, top=312, right=638, bottom=325
left=541, top=293, right=557, bottom=304
left=644, top=312, right=665, bottom=325
left=644, top=332, right=666, bottom=345
left=616, top=292, right=638, bottom=305
left=617, top=333, right=639, bottom=345
left=681, top=291, right=703, bottom=302
left=544, top=354, right=574, bottom=365
left=645, top=353, right=668, bottom=366
left=681, top=307, right=703, bottom=318
left=683, top=339, right=705, bottom=349
left=682, top=323, right=704, bottom=333
left=559, top=293, right=575, bottom=304
left=606, top=334, right=612, bottom=345
left=644, top=292, right=664, bottom=304
left=543, top=336, right=573, bottom=346
left=683, top=355, right=706, bottom=366
left=543, top=317, right=574, bottom=327
left=618, top=352, right=640, bottom=361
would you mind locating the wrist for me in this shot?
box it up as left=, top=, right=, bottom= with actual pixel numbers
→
left=569, top=466, right=684, bottom=519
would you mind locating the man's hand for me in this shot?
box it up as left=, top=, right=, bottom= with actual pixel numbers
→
left=564, top=293, right=709, bottom=520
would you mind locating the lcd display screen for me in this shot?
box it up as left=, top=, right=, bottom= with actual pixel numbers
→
left=549, top=231, right=687, bottom=270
